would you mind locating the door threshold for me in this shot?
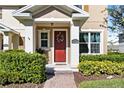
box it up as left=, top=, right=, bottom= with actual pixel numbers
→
left=54, top=63, right=67, bottom=65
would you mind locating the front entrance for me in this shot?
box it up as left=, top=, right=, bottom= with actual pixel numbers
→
left=54, top=31, right=66, bottom=63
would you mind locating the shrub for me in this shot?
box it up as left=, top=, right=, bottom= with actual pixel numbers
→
left=78, top=61, right=124, bottom=76
left=107, top=52, right=122, bottom=55
left=4, top=49, right=25, bottom=53
left=80, top=54, right=124, bottom=62
left=0, top=52, right=47, bottom=85
left=0, top=71, right=8, bottom=85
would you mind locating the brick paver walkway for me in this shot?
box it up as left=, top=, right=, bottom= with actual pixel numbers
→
left=44, top=72, right=77, bottom=88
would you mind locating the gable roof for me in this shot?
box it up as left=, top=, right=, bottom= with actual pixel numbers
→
left=0, top=23, right=19, bottom=34
left=13, top=5, right=86, bottom=14
left=12, top=5, right=89, bottom=20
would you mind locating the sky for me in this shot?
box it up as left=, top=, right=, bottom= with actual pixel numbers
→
left=108, top=20, right=119, bottom=45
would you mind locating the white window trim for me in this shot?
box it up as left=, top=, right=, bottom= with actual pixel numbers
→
left=80, top=29, right=104, bottom=55
left=38, top=30, right=50, bottom=50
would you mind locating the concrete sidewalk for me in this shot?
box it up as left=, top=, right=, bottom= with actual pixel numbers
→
left=44, top=72, right=77, bottom=88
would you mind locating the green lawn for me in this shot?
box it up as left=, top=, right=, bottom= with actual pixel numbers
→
left=79, top=79, right=124, bottom=88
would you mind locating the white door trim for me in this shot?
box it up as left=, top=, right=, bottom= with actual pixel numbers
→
left=52, top=28, right=68, bottom=65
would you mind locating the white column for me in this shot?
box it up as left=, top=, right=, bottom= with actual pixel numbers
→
left=70, top=24, right=79, bottom=68
left=25, top=25, right=34, bottom=53
left=3, top=32, right=11, bottom=50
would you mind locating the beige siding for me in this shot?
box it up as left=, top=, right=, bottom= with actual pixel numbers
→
left=34, top=7, right=70, bottom=19
left=82, top=5, right=107, bottom=29
left=82, top=5, right=108, bottom=54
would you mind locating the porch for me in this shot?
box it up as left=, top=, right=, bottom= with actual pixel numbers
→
left=0, top=23, right=20, bottom=51
left=33, top=20, right=80, bottom=69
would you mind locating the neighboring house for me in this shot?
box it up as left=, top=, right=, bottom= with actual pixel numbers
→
left=108, top=45, right=119, bottom=52
left=0, top=5, right=108, bottom=70
left=119, top=33, right=124, bottom=53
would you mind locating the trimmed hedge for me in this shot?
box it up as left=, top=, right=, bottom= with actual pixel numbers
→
left=80, top=54, right=124, bottom=62
left=4, top=49, right=25, bottom=53
left=78, top=61, right=124, bottom=76
left=0, top=51, right=47, bottom=85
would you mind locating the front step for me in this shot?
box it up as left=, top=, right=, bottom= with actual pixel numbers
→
left=46, top=64, right=78, bottom=74
left=54, top=67, right=78, bottom=72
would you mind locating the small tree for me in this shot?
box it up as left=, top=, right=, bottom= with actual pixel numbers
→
left=108, top=5, right=124, bottom=33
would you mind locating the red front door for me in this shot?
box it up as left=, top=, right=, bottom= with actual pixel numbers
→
left=54, top=31, right=66, bottom=62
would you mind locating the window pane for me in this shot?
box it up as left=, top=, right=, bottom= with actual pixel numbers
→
left=91, top=33, right=100, bottom=42
left=80, top=44, right=89, bottom=53
left=80, top=33, right=88, bottom=42
left=41, top=33, right=48, bottom=39
left=91, top=44, right=100, bottom=53
left=41, top=40, right=48, bottom=47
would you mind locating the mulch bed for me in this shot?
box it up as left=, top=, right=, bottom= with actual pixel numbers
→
left=0, top=83, right=45, bottom=88
left=73, top=72, right=123, bottom=87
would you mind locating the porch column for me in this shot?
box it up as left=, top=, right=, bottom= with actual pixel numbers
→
left=70, top=22, right=79, bottom=68
left=25, top=25, right=35, bottom=53
left=12, top=34, right=19, bottom=49
left=3, top=32, right=12, bottom=50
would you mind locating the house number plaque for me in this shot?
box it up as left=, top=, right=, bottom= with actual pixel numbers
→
left=72, top=39, right=79, bottom=44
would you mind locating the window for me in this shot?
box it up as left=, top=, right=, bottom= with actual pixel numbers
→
left=40, top=32, right=48, bottom=48
left=80, top=32, right=101, bottom=54
left=91, top=33, right=100, bottom=53
left=119, top=33, right=124, bottom=43
left=79, top=33, right=89, bottom=53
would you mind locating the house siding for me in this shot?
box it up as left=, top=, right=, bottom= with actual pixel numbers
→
left=82, top=5, right=108, bottom=54
left=34, top=7, right=70, bottom=19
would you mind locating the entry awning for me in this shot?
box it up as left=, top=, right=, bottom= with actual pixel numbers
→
left=12, top=5, right=89, bottom=20
left=0, top=23, right=19, bottom=34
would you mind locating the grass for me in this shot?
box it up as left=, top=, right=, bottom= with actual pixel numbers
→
left=79, top=78, right=124, bottom=88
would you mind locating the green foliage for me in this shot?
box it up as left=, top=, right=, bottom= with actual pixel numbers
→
left=80, top=53, right=124, bottom=62
left=78, top=61, right=124, bottom=76
left=108, top=5, right=124, bottom=32
left=4, top=49, right=25, bottom=53
left=107, top=52, right=121, bottom=55
left=0, top=51, right=47, bottom=85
